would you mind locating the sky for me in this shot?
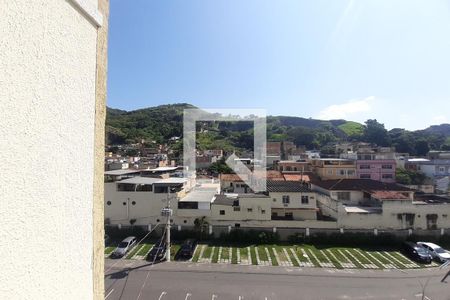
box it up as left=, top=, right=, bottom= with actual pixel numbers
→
left=107, top=0, right=450, bottom=130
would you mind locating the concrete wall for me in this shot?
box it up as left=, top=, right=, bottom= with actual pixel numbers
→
left=211, top=197, right=272, bottom=221
left=0, top=1, right=104, bottom=299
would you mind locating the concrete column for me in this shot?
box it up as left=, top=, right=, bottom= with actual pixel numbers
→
left=374, top=228, right=378, bottom=236
left=273, top=227, right=277, bottom=233
left=117, top=224, right=122, bottom=230
left=228, top=225, right=232, bottom=233
left=408, top=229, right=413, bottom=236
left=340, top=228, right=344, bottom=234
left=209, top=225, right=213, bottom=235
left=178, top=225, right=181, bottom=231
left=147, top=224, right=152, bottom=232
left=305, top=228, right=310, bottom=237
left=441, top=228, right=445, bottom=236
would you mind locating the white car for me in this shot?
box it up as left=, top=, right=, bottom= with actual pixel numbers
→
left=417, top=242, right=450, bottom=263
left=111, top=236, right=137, bottom=258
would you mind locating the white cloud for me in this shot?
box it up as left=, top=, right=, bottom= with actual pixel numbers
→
left=317, top=96, right=375, bottom=120
left=431, top=115, right=448, bottom=124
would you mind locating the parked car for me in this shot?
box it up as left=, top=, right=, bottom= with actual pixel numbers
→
left=401, top=241, right=432, bottom=264
left=417, top=242, right=450, bottom=263
left=110, top=236, right=137, bottom=258
left=147, top=239, right=167, bottom=262
left=177, top=239, right=197, bottom=259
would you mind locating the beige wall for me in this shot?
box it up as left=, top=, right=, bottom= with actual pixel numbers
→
left=104, top=183, right=202, bottom=226
left=211, top=197, right=271, bottom=221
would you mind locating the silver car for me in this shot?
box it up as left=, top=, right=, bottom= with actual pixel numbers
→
left=111, top=236, right=137, bottom=258
left=417, top=242, right=450, bottom=263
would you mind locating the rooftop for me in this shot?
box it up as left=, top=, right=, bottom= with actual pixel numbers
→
left=311, top=179, right=412, bottom=192
left=118, top=176, right=187, bottom=185
left=104, top=169, right=141, bottom=176
left=266, top=180, right=311, bottom=193
left=179, top=184, right=219, bottom=203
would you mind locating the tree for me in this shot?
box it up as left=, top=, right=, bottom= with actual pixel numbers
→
left=396, top=168, right=427, bottom=185
left=363, top=119, right=391, bottom=146
left=194, top=217, right=209, bottom=240
left=208, top=158, right=233, bottom=174
left=415, top=139, right=430, bottom=156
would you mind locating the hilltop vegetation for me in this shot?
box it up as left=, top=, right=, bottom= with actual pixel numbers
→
left=106, top=103, right=450, bottom=155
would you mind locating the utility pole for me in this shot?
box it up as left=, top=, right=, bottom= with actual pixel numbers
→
left=166, top=187, right=171, bottom=262
left=161, top=187, right=173, bottom=262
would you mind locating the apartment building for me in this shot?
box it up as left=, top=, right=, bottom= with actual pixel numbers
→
left=311, top=158, right=357, bottom=180
left=312, top=179, right=450, bottom=230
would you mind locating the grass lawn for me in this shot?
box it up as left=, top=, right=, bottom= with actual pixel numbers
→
left=267, top=247, right=278, bottom=266
left=202, top=245, right=213, bottom=260
left=126, top=244, right=145, bottom=259
left=221, top=246, right=230, bottom=262
left=105, top=246, right=116, bottom=255
left=211, top=246, right=219, bottom=263
left=191, top=245, right=202, bottom=262
left=249, top=246, right=258, bottom=265
left=170, top=244, right=181, bottom=261
left=256, top=246, right=269, bottom=262
left=136, top=243, right=154, bottom=257
left=231, top=247, right=238, bottom=264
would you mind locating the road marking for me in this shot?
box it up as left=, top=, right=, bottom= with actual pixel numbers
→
left=158, top=291, right=167, bottom=300
left=238, top=296, right=244, bottom=300
left=185, top=293, right=192, bottom=300
left=104, top=288, right=114, bottom=299
left=211, top=294, right=218, bottom=300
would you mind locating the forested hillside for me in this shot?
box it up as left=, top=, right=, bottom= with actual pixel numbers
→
left=106, top=103, right=450, bottom=155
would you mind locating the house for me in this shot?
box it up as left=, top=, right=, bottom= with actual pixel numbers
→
left=311, top=158, right=357, bottom=180
left=265, top=180, right=318, bottom=221
left=211, top=194, right=272, bottom=223
left=406, top=158, right=450, bottom=193
left=340, top=147, right=396, bottom=183
left=274, top=160, right=311, bottom=173
left=311, top=179, right=450, bottom=230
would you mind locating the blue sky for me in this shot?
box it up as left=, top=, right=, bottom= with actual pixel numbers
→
left=107, top=0, right=450, bottom=130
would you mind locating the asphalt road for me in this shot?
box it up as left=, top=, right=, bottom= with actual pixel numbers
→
left=105, top=259, right=450, bottom=300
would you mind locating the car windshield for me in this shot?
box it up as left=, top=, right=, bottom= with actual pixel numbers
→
left=435, top=247, right=446, bottom=254
left=416, top=247, right=428, bottom=254
left=118, top=242, right=128, bottom=248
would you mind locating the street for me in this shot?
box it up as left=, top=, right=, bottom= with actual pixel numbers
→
left=105, top=259, right=450, bottom=300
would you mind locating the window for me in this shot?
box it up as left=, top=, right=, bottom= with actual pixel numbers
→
left=273, top=198, right=276, bottom=202
left=117, top=183, right=136, bottom=191
left=282, top=195, right=290, bottom=204
left=219, top=210, right=225, bottom=215
left=327, top=169, right=333, bottom=175
left=135, top=184, right=152, bottom=192
left=106, top=201, right=111, bottom=206
left=360, top=174, right=371, bottom=179
left=339, top=169, right=345, bottom=175
left=131, top=201, right=136, bottom=205
left=285, top=212, right=293, bottom=219
left=233, top=206, right=241, bottom=211
left=382, top=165, right=393, bottom=169
left=235, top=223, right=240, bottom=228
left=347, top=170, right=355, bottom=176
left=301, top=195, right=309, bottom=204
left=336, top=192, right=350, bottom=201
left=247, top=208, right=253, bottom=212
left=183, top=220, right=187, bottom=223
left=382, top=174, right=393, bottom=179
left=261, top=210, right=266, bottom=214
left=122, top=202, right=127, bottom=206
left=360, top=165, right=370, bottom=169
left=439, top=167, right=445, bottom=172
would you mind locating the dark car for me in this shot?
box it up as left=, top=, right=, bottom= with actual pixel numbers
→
left=177, top=239, right=197, bottom=259
left=147, top=240, right=167, bottom=262
left=401, top=241, right=432, bottom=264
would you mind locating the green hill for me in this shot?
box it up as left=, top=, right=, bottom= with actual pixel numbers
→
left=105, top=103, right=450, bottom=155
